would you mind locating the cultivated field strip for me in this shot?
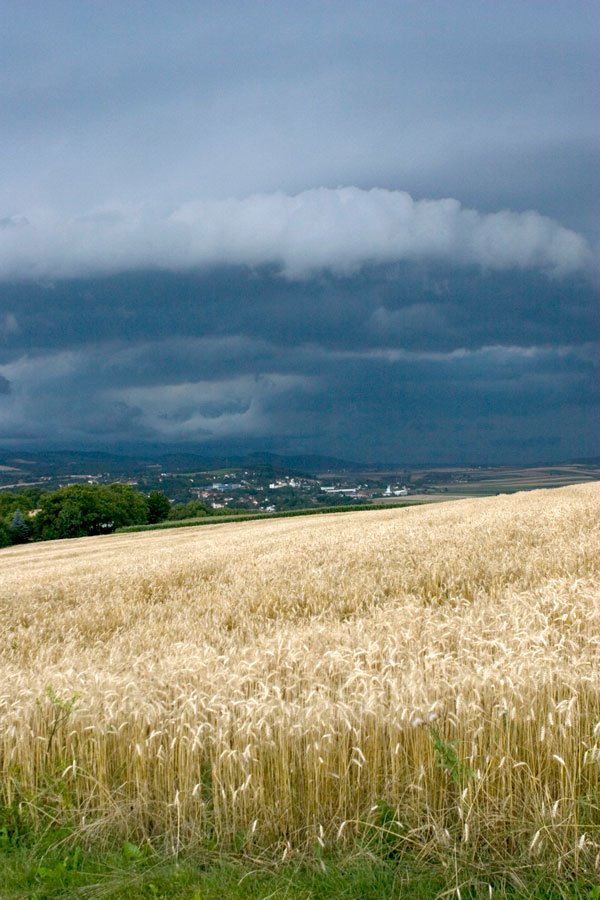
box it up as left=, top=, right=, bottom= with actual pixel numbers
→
left=0, top=484, right=599, bottom=869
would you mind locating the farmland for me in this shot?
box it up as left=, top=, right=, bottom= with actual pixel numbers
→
left=0, top=483, right=599, bottom=897
left=361, top=462, right=600, bottom=501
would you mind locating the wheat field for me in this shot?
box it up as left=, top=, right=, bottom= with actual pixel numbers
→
left=0, top=484, right=599, bottom=873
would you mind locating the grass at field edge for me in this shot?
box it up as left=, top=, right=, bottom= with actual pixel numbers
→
left=1, top=839, right=599, bottom=900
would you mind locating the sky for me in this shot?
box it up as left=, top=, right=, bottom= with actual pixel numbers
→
left=0, top=0, right=598, bottom=463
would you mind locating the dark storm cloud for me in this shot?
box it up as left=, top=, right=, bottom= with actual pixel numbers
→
left=0, top=1, right=597, bottom=461
left=1, top=265, right=596, bottom=359
left=285, top=344, right=600, bottom=461
left=0, top=291, right=597, bottom=460
left=0, top=262, right=597, bottom=460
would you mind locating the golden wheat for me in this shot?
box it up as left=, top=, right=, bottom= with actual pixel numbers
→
left=0, top=484, right=598, bottom=871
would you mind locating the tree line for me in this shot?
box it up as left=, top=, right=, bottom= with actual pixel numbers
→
left=0, top=484, right=209, bottom=547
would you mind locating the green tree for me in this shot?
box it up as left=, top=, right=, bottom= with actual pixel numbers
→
left=9, top=508, right=29, bottom=544
left=106, top=483, right=148, bottom=527
left=168, top=499, right=209, bottom=520
left=0, top=519, right=11, bottom=548
left=35, top=484, right=148, bottom=540
left=18, top=486, right=47, bottom=507
left=147, top=490, right=171, bottom=524
left=0, top=492, right=33, bottom=520
left=36, top=486, right=109, bottom=539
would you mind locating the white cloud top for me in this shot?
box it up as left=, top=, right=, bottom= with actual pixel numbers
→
left=0, top=188, right=590, bottom=281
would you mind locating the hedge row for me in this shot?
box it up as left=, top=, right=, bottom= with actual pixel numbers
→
left=115, top=502, right=417, bottom=533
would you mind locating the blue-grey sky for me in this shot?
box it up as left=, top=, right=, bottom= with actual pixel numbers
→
left=0, top=0, right=598, bottom=462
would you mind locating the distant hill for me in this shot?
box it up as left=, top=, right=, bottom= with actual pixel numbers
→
left=0, top=450, right=154, bottom=476
left=0, top=447, right=598, bottom=479
left=0, top=448, right=363, bottom=478
left=240, top=451, right=365, bottom=473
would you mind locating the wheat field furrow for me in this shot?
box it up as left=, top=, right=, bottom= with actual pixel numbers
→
left=0, top=483, right=598, bottom=871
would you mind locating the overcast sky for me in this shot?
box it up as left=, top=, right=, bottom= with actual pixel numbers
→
left=0, top=0, right=598, bottom=463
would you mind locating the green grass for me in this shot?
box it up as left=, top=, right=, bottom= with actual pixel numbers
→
left=1, top=766, right=597, bottom=899
left=1, top=820, right=599, bottom=900
left=115, top=502, right=416, bottom=534
left=3, top=842, right=600, bottom=900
